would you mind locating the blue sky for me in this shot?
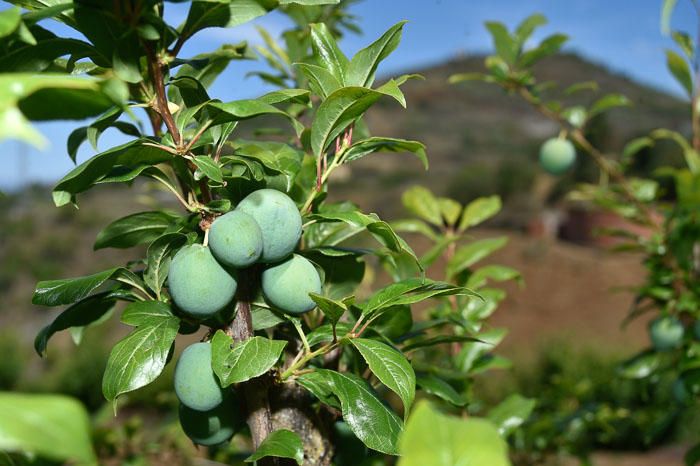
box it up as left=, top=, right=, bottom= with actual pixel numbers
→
left=1, top=0, right=697, bottom=190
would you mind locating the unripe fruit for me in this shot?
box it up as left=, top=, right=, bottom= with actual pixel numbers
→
left=179, top=395, right=241, bottom=446
left=539, top=138, right=576, bottom=175
left=209, top=210, right=263, bottom=268
left=262, top=254, right=321, bottom=314
left=168, top=244, right=237, bottom=319
left=174, top=342, right=223, bottom=411
left=650, top=316, right=684, bottom=351
left=237, top=189, right=302, bottom=263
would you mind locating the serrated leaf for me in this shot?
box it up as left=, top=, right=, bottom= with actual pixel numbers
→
left=344, top=137, right=428, bottom=169
left=397, top=401, right=510, bottom=466
left=211, top=331, right=286, bottom=386
left=102, top=301, right=179, bottom=405
left=351, top=338, right=415, bottom=416
left=297, top=369, right=403, bottom=455
left=94, top=211, right=178, bottom=250
left=245, top=429, right=304, bottom=464
left=346, top=21, right=406, bottom=87
left=0, top=393, right=96, bottom=464
left=459, top=195, right=501, bottom=231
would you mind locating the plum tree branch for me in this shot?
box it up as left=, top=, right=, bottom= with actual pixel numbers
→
left=144, top=42, right=182, bottom=148
left=228, top=270, right=275, bottom=464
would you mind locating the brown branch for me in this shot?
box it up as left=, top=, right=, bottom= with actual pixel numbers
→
left=228, top=270, right=275, bottom=463
left=144, top=42, right=182, bottom=148
left=518, top=87, right=655, bottom=225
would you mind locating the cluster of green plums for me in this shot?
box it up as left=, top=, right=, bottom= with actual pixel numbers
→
left=539, top=137, right=576, bottom=175
left=167, top=188, right=323, bottom=445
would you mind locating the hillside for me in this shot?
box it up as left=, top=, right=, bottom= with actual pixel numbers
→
left=331, top=53, right=689, bottom=222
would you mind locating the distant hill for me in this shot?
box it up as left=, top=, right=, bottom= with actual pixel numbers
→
left=331, top=53, right=689, bottom=222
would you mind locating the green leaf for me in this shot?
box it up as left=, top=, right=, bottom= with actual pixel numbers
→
left=295, top=63, right=342, bottom=98
left=416, top=374, right=467, bottom=407
left=206, top=98, right=302, bottom=135
left=666, top=49, right=693, bottom=97
left=211, top=331, right=286, bottom=386
left=297, top=369, right=403, bottom=455
left=403, top=335, right=481, bottom=352
left=94, top=211, right=178, bottom=250
left=310, top=207, right=421, bottom=268
left=467, top=265, right=521, bottom=289
left=144, top=233, right=187, bottom=297
left=618, top=350, right=662, bottom=379
left=438, top=197, right=462, bottom=226
left=245, top=429, right=304, bottom=464
left=402, top=186, right=443, bottom=226
left=397, top=401, right=510, bottom=466
left=280, top=0, right=339, bottom=4
left=0, top=73, right=118, bottom=148
left=514, top=14, right=547, bottom=46
left=112, top=32, right=142, bottom=83
left=459, top=195, right=501, bottom=231
left=487, top=394, right=536, bottom=437
left=234, top=140, right=303, bottom=191
left=447, top=237, right=508, bottom=278
left=351, top=338, right=415, bottom=416
left=311, top=81, right=406, bottom=157
left=344, top=137, right=428, bottom=169
left=588, top=93, right=631, bottom=117
left=485, top=21, right=517, bottom=64
left=391, top=218, right=439, bottom=241
left=346, top=21, right=406, bottom=87
left=519, top=33, right=568, bottom=68
left=362, top=278, right=475, bottom=318
left=0, top=393, right=96, bottom=464
left=102, top=301, right=180, bottom=405
left=661, top=0, right=679, bottom=34
left=309, top=293, right=352, bottom=324
left=52, top=140, right=172, bottom=206
left=0, top=7, right=21, bottom=38
left=34, top=292, right=117, bottom=356
left=32, top=267, right=129, bottom=306
left=192, top=155, right=224, bottom=183
left=180, top=0, right=275, bottom=40
left=310, top=22, right=349, bottom=84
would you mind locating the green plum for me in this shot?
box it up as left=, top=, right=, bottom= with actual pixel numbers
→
left=539, top=138, right=576, bottom=175
left=209, top=210, right=263, bottom=268
left=179, top=395, right=241, bottom=446
left=236, top=189, right=302, bottom=263
left=650, top=316, right=684, bottom=351
left=168, top=244, right=237, bottom=319
left=262, top=254, right=321, bottom=314
left=174, top=342, right=223, bottom=411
